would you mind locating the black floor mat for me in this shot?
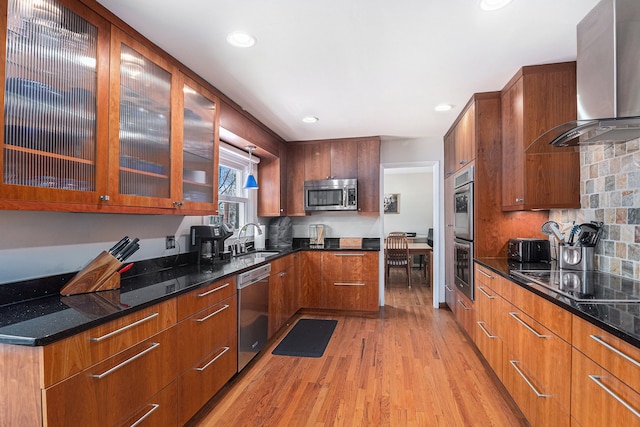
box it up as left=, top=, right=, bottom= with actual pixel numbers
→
left=272, top=318, right=338, bottom=358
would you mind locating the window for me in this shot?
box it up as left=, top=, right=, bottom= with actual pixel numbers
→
left=216, top=143, right=258, bottom=231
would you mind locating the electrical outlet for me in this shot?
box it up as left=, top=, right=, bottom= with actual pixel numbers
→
left=166, top=235, right=175, bottom=249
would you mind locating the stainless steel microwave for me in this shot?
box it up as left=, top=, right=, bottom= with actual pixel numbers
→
left=304, top=178, right=358, bottom=211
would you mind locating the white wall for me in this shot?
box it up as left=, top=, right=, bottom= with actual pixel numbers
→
left=0, top=211, right=205, bottom=284
left=383, top=170, right=434, bottom=236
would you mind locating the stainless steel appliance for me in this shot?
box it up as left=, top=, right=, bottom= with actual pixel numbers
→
left=304, top=178, right=357, bottom=211
left=452, top=166, right=474, bottom=300
left=507, top=238, right=551, bottom=263
left=454, top=238, right=474, bottom=301
left=237, top=263, right=271, bottom=372
left=190, top=224, right=233, bottom=265
left=511, top=269, right=640, bottom=304
left=453, top=167, right=473, bottom=240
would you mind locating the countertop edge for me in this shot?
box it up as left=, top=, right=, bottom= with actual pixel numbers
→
left=474, top=258, right=640, bottom=350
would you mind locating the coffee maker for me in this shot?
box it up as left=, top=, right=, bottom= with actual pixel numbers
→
left=190, top=224, right=233, bottom=265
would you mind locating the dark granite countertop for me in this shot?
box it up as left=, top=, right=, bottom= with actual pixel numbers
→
left=0, top=240, right=381, bottom=347
left=475, top=257, right=640, bottom=349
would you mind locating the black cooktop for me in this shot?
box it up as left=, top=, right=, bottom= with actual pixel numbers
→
left=511, top=269, right=640, bottom=304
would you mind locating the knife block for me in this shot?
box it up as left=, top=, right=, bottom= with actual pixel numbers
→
left=60, top=251, right=123, bottom=296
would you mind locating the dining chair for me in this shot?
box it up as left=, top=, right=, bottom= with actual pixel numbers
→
left=385, top=232, right=411, bottom=288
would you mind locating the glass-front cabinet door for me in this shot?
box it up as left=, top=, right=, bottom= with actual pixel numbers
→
left=108, top=27, right=178, bottom=209
left=179, top=74, right=219, bottom=212
left=1, top=0, right=109, bottom=205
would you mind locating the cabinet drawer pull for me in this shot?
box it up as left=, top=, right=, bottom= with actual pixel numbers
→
left=333, top=253, right=365, bottom=257
left=477, top=321, right=497, bottom=338
left=334, top=282, right=365, bottom=286
left=589, top=375, right=640, bottom=418
left=477, top=269, right=494, bottom=279
left=457, top=299, right=472, bottom=310
left=90, top=313, right=159, bottom=342
left=195, top=304, right=230, bottom=323
left=478, top=287, right=495, bottom=299
left=444, top=284, right=453, bottom=292
left=280, top=272, right=287, bottom=277
left=590, top=335, right=640, bottom=368
left=129, top=404, right=160, bottom=427
left=197, top=282, right=231, bottom=297
left=509, top=360, right=550, bottom=398
left=509, top=312, right=549, bottom=338
left=195, top=346, right=230, bottom=372
left=92, top=342, right=160, bottom=379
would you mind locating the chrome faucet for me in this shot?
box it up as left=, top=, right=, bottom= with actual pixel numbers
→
left=239, top=223, right=263, bottom=240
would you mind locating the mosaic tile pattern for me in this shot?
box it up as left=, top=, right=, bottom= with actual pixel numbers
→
left=550, top=138, right=640, bottom=279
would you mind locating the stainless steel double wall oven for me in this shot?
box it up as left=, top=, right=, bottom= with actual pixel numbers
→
left=453, top=166, right=474, bottom=301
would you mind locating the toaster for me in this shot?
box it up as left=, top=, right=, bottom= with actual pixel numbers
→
left=507, top=238, right=551, bottom=263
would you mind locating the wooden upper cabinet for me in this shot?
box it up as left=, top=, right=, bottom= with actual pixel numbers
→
left=178, top=73, right=220, bottom=213
left=304, top=142, right=331, bottom=180
left=443, top=101, right=476, bottom=178
left=285, top=143, right=306, bottom=216
left=356, top=137, right=380, bottom=214
left=0, top=0, right=111, bottom=207
left=501, top=62, right=580, bottom=211
left=108, top=27, right=179, bottom=209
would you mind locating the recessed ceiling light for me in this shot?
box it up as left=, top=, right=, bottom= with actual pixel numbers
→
left=302, top=116, right=319, bottom=123
left=434, top=104, right=453, bottom=112
left=226, top=31, right=256, bottom=48
left=479, top=0, right=512, bottom=11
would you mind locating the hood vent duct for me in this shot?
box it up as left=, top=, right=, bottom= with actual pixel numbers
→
left=535, top=0, right=640, bottom=148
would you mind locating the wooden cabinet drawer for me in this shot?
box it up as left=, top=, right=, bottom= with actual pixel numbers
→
left=572, top=315, right=640, bottom=393
left=176, top=295, right=237, bottom=373
left=43, top=326, right=178, bottom=427
left=502, top=305, right=571, bottom=415
left=115, top=381, right=177, bottom=427
left=475, top=264, right=510, bottom=297
left=571, top=347, right=640, bottom=427
left=454, top=290, right=476, bottom=342
left=178, top=336, right=238, bottom=426
left=177, top=276, right=236, bottom=320
left=506, top=279, right=572, bottom=342
left=42, top=299, right=176, bottom=386
left=321, top=252, right=378, bottom=282
left=322, top=280, right=378, bottom=311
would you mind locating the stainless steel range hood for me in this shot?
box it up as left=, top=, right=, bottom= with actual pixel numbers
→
left=535, top=0, right=640, bottom=147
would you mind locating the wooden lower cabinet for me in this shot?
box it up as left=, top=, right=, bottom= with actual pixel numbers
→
left=453, top=289, right=475, bottom=342
left=473, top=270, right=503, bottom=379
left=177, top=335, right=238, bottom=426
left=43, top=326, right=178, bottom=427
left=115, top=381, right=178, bottom=427
left=269, top=253, right=300, bottom=338
left=571, top=347, right=640, bottom=427
left=320, top=251, right=379, bottom=311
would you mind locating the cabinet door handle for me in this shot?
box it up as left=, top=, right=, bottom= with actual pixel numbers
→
left=92, top=342, right=160, bottom=379
left=477, top=321, right=497, bottom=338
left=590, top=335, right=640, bottom=368
left=459, top=160, right=467, bottom=165
left=515, top=198, right=524, bottom=203
left=444, top=284, right=453, bottom=292
left=334, top=282, right=365, bottom=286
left=129, top=404, right=160, bottom=427
left=197, top=282, right=231, bottom=297
left=195, top=304, right=230, bottom=323
left=90, top=313, right=159, bottom=342
left=195, top=346, right=230, bottom=372
left=589, top=375, right=640, bottom=418
left=333, top=253, right=365, bottom=257
left=478, top=287, right=495, bottom=299
left=279, top=272, right=287, bottom=277
left=509, top=360, right=550, bottom=398
left=477, top=269, right=494, bottom=279
left=509, top=312, right=549, bottom=338
left=457, top=299, right=472, bottom=310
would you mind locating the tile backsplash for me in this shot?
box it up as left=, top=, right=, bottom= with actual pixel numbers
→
left=549, top=138, right=640, bottom=279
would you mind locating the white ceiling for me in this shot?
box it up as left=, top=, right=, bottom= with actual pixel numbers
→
left=97, top=0, right=601, bottom=143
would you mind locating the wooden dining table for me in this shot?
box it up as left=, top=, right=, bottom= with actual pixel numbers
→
left=407, top=242, right=433, bottom=286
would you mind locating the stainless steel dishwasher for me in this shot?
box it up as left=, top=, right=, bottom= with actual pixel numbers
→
left=237, top=263, right=271, bottom=372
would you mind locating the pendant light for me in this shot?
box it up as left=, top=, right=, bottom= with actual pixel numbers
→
left=243, top=145, right=259, bottom=189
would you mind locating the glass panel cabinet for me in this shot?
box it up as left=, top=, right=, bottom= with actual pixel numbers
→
left=180, top=75, right=219, bottom=211
left=1, top=0, right=109, bottom=204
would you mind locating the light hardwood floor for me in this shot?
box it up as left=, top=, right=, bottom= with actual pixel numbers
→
left=188, top=269, right=528, bottom=427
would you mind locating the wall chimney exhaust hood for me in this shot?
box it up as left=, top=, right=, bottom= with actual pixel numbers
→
left=534, top=0, right=640, bottom=148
